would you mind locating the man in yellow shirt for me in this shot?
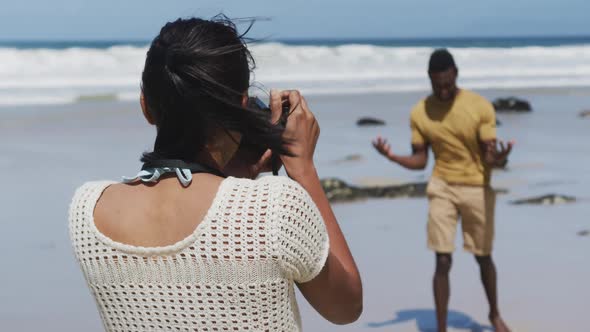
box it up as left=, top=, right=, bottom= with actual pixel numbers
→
left=373, top=49, right=512, bottom=332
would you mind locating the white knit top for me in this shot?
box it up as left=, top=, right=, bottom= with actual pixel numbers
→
left=68, top=176, right=329, bottom=332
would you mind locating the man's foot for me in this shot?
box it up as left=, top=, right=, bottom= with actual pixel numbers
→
left=489, top=314, right=511, bottom=332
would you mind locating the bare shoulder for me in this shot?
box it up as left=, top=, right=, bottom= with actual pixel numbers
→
left=93, top=182, right=127, bottom=209
left=70, top=180, right=116, bottom=209
left=69, top=180, right=117, bottom=236
left=92, top=182, right=132, bottom=237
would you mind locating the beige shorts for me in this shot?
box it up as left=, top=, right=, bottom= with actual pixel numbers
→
left=426, top=177, right=496, bottom=256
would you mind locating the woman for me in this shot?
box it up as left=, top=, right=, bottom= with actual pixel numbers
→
left=69, top=16, right=362, bottom=331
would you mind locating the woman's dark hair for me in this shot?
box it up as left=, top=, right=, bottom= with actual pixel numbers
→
left=140, top=15, right=287, bottom=164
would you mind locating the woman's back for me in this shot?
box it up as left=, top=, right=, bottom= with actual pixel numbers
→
left=69, top=176, right=329, bottom=332
left=92, top=175, right=223, bottom=248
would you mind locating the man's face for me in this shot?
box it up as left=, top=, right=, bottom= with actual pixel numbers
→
left=429, top=68, right=458, bottom=102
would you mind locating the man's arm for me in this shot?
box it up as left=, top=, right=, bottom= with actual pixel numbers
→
left=478, top=99, right=514, bottom=167
left=372, top=136, right=428, bottom=170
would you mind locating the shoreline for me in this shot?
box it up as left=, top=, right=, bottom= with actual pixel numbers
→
left=1, top=84, right=590, bottom=116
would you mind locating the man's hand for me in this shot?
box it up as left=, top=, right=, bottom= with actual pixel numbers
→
left=372, top=136, right=394, bottom=160
left=372, top=136, right=428, bottom=170
left=496, top=140, right=513, bottom=162
left=483, top=139, right=514, bottom=167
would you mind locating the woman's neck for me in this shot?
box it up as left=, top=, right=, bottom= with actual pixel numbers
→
left=195, top=150, right=226, bottom=173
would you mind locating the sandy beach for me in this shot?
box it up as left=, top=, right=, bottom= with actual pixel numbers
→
left=1, top=87, right=589, bottom=331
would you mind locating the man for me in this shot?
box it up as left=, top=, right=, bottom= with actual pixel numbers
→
left=373, top=49, right=512, bottom=332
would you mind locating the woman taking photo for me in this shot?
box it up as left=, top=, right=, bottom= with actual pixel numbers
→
left=69, top=16, right=362, bottom=331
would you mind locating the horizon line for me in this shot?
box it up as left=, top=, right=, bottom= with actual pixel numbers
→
left=1, top=34, right=590, bottom=44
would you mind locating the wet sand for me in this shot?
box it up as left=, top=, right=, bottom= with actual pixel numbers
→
left=1, top=87, right=589, bottom=331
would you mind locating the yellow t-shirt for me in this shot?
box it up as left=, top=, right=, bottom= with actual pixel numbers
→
left=410, top=89, right=496, bottom=185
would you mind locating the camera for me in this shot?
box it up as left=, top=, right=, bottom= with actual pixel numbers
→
left=247, top=96, right=290, bottom=126
left=242, top=96, right=290, bottom=175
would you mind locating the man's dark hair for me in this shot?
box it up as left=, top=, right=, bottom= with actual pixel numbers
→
left=140, top=15, right=288, bottom=164
left=428, top=49, right=457, bottom=73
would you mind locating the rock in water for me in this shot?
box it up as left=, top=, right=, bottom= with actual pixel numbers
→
left=579, top=110, right=590, bottom=118
left=321, top=178, right=507, bottom=203
left=357, top=117, right=386, bottom=126
left=331, top=154, right=364, bottom=164
left=364, top=182, right=427, bottom=199
left=321, top=178, right=428, bottom=202
left=493, top=97, right=532, bottom=112
left=577, top=230, right=589, bottom=237
left=320, top=178, right=368, bottom=202
left=510, top=194, right=576, bottom=205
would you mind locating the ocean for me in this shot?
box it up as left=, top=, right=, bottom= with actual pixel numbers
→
left=0, top=36, right=589, bottom=107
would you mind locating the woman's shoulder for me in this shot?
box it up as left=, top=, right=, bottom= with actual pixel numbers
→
left=226, top=175, right=303, bottom=192
left=68, top=180, right=117, bottom=244
left=254, top=176, right=317, bottom=213
left=69, top=180, right=117, bottom=214
left=256, top=175, right=302, bottom=187
left=224, top=175, right=312, bottom=208
left=71, top=180, right=117, bottom=199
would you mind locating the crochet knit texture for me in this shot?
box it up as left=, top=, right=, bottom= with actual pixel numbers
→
left=69, top=176, right=329, bottom=332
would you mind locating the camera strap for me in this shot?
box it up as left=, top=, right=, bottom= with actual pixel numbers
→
left=122, top=159, right=226, bottom=187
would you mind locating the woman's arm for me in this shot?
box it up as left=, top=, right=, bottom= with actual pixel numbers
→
left=272, top=90, right=362, bottom=324
left=292, top=169, right=363, bottom=324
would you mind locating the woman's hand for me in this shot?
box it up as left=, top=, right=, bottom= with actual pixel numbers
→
left=270, top=89, right=320, bottom=179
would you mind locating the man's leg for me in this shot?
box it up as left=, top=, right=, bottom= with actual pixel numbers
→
left=475, top=255, right=510, bottom=332
left=434, top=253, right=452, bottom=332
left=426, top=178, right=459, bottom=332
left=459, top=186, right=511, bottom=332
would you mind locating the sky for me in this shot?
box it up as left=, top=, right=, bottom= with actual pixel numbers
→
left=0, top=0, right=588, bottom=40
